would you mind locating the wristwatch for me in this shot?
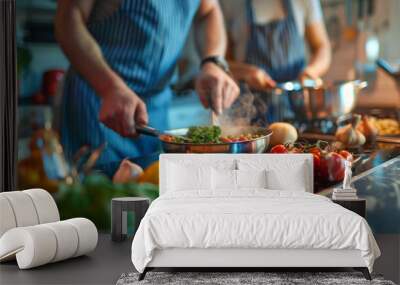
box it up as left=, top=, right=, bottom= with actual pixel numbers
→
left=200, top=55, right=230, bottom=74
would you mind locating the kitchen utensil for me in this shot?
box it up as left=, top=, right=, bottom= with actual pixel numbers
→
left=376, top=58, right=400, bottom=79
left=275, top=79, right=320, bottom=92
left=280, top=80, right=367, bottom=121
left=136, top=125, right=272, bottom=153
left=135, top=125, right=191, bottom=142
left=210, top=111, right=220, bottom=126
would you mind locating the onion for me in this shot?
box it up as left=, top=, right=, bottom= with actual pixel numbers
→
left=335, top=124, right=366, bottom=147
left=268, top=122, right=298, bottom=146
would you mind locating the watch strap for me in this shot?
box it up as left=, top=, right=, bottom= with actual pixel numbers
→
left=200, top=56, right=230, bottom=74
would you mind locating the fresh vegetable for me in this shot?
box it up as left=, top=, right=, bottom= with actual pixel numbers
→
left=308, top=147, right=321, bottom=157
left=271, top=144, right=288, bottom=153
left=138, top=161, right=160, bottom=185
left=186, top=126, right=221, bottom=143
left=339, top=150, right=353, bottom=161
left=357, top=115, right=379, bottom=142
left=164, top=126, right=264, bottom=144
left=335, top=123, right=366, bottom=147
left=322, top=152, right=345, bottom=182
left=288, top=147, right=303, bottom=153
left=268, top=122, right=298, bottom=146
left=269, top=140, right=352, bottom=183
left=312, top=153, right=321, bottom=174
left=57, top=173, right=159, bottom=230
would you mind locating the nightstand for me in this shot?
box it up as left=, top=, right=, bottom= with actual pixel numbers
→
left=332, top=198, right=366, bottom=218
left=111, top=197, right=150, bottom=242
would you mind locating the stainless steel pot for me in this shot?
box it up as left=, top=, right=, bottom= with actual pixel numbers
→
left=274, top=80, right=367, bottom=120
left=136, top=125, right=272, bottom=153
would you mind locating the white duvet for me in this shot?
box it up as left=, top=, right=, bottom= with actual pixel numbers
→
left=131, top=190, right=380, bottom=273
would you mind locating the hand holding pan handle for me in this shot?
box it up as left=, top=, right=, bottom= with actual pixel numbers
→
left=135, top=125, right=191, bottom=142
left=135, top=125, right=161, bottom=137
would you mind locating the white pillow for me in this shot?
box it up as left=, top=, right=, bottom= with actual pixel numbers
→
left=266, top=164, right=307, bottom=191
left=212, top=168, right=237, bottom=190
left=167, top=162, right=212, bottom=191
left=237, top=169, right=267, bottom=189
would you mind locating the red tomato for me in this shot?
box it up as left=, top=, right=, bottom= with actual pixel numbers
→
left=289, top=147, right=303, bottom=153
left=312, top=153, right=321, bottom=174
left=309, top=147, right=321, bottom=157
left=162, top=135, right=173, bottom=142
left=271, top=144, right=288, bottom=153
left=220, top=137, right=232, bottom=143
left=319, top=155, right=329, bottom=181
left=339, top=150, right=353, bottom=161
left=326, top=152, right=345, bottom=181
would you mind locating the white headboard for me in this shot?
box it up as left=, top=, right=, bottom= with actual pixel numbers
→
left=159, top=154, right=314, bottom=195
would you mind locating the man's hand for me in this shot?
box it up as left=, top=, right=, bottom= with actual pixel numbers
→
left=241, top=64, right=276, bottom=90
left=299, top=67, right=323, bottom=88
left=99, top=83, right=148, bottom=137
left=195, top=62, right=240, bottom=114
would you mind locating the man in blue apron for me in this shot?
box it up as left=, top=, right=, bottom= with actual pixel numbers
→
left=55, top=0, right=239, bottom=175
left=220, top=0, right=331, bottom=123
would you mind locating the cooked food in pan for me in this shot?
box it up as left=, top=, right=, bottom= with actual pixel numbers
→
left=162, top=126, right=265, bottom=144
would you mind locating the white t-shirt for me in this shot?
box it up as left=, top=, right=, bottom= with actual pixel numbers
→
left=220, top=0, right=324, bottom=61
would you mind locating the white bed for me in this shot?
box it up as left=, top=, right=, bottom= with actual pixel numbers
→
left=131, top=154, right=380, bottom=280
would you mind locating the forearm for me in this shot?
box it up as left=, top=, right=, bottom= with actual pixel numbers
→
left=305, top=43, right=331, bottom=77
left=228, top=61, right=252, bottom=81
left=304, top=22, right=332, bottom=78
left=55, top=2, right=123, bottom=97
left=194, top=0, right=227, bottom=58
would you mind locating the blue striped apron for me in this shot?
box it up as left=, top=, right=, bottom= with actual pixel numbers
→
left=245, top=0, right=306, bottom=123
left=61, top=0, right=200, bottom=176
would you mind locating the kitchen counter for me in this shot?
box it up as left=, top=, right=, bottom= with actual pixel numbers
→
left=318, top=143, right=400, bottom=234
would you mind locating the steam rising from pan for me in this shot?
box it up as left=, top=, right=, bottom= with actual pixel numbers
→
left=218, top=89, right=268, bottom=135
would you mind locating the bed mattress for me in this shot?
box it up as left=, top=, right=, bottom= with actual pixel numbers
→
left=131, top=190, right=380, bottom=273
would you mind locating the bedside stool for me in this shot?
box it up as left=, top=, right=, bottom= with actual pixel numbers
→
left=332, top=198, right=366, bottom=218
left=111, top=197, right=150, bottom=242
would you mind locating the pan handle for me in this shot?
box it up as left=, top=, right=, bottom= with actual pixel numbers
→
left=135, top=125, right=160, bottom=137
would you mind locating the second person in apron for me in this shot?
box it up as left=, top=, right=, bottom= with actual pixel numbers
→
left=220, top=0, right=331, bottom=123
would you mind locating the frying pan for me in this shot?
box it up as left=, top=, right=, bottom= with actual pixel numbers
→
left=136, top=125, right=272, bottom=153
